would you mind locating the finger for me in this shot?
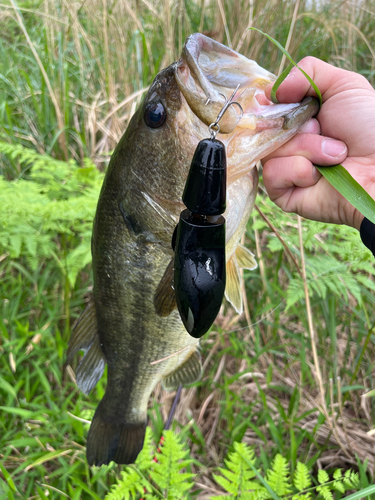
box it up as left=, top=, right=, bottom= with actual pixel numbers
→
left=262, top=134, right=347, bottom=166
left=263, top=156, right=320, bottom=197
left=297, top=118, right=320, bottom=135
left=262, top=156, right=339, bottom=223
left=265, top=56, right=372, bottom=103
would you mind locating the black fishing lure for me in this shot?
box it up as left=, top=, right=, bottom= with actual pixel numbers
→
left=173, top=87, right=242, bottom=338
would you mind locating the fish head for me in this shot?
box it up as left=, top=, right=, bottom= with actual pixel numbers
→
left=117, top=33, right=318, bottom=259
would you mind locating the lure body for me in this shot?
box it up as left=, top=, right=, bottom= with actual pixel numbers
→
left=174, top=138, right=227, bottom=338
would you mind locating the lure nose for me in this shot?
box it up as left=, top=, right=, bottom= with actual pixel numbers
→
left=174, top=137, right=227, bottom=338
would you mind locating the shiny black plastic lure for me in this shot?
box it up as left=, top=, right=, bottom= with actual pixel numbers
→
left=173, top=86, right=242, bottom=338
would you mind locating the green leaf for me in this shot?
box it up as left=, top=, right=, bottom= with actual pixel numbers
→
left=316, top=164, right=375, bottom=225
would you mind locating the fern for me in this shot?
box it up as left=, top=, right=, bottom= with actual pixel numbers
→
left=293, top=462, right=311, bottom=493
left=212, top=442, right=265, bottom=499
left=267, top=455, right=292, bottom=497
left=254, top=193, right=375, bottom=313
left=149, top=430, right=195, bottom=499
left=0, top=141, right=103, bottom=286
left=213, top=441, right=364, bottom=499
left=105, top=428, right=195, bottom=500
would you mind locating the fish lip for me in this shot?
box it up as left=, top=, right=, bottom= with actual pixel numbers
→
left=282, top=96, right=319, bottom=129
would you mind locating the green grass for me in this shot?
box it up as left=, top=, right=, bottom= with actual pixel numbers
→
left=1, top=0, right=375, bottom=498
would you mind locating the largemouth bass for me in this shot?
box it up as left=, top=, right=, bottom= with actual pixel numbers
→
left=67, top=33, right=318, bottom=466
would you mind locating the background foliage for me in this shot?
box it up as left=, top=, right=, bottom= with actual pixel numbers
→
left=1, top=0, right=375, bottom=498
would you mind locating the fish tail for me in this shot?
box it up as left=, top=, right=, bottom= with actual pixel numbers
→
left=86, top=406, right=146, bottom=466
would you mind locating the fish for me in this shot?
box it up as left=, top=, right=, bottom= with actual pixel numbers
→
left=66, top=33, right=318, bottom=466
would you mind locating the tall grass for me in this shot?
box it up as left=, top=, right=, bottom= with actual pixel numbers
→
left=1, top=0, right=375, bottom=498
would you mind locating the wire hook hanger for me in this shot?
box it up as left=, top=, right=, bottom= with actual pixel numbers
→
left=208, top=84, right=244, bottom=139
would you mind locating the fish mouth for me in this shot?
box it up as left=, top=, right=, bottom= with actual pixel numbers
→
left=175, top=33, right=319, bottom=181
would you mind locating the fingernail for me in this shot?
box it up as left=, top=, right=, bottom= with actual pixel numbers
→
left=322, top=139, right=347, bottom=158
left=312, top=166, right=321, bottom=182
left=299, top=119, right=318, bottom=134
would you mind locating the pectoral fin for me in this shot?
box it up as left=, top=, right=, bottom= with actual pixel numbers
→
left=162, top=349, right=202, bottom=391
left=154, top=258, right=177, bottom=317
left=66, top=299, right=106, bottom=395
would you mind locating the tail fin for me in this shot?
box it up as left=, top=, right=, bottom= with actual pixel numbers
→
left=86, top=408, right=146, bottom=466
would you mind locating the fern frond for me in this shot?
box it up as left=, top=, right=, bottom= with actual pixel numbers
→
left=316, top=485, right=333, bottom=500
left=135, top=427, right=154, bottom=472
left=212, top=442, right=269, bottom=499
left=105, top=467, right=149, bottom=500
left=317, top=470, right=329, bottom=485
left=293, top=462, right=311, bottom=492
left=148, top=430, right=194, bottom=499
left=105, top=429, right=195, bottom=500
left=0, top=141, right=103, bottom=286
left=266, top=454, right=291, bottom=496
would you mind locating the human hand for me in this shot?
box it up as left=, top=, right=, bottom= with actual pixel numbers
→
left=261, top=57, right=375, bottom=230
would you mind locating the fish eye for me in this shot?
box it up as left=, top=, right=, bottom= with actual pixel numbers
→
left=144, top=102, right=167, bottom=128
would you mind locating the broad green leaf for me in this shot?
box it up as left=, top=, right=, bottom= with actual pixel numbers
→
left=316, top=165, right=375, bottom=225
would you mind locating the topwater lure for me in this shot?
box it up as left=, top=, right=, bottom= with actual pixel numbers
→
left=173, top=86, right=243, bottom=338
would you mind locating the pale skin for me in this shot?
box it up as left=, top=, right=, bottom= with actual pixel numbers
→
left=261, top=57, right=375, bottom=231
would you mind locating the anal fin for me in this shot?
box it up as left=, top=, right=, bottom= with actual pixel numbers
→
left=66, top=299, right=106, bottom=395
left=225, top=255, right=242, bottom=314
left=154, top=258, right=177, bottom=317
left=235, top=244, right=257, bottom=270
left=162, top=349, right=202, bottom=391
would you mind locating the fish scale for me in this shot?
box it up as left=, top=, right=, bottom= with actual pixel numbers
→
left=67, top=33, right=318, bottom=466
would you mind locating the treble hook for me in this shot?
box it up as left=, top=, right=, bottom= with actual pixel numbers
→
left=208, top=84, right=244, bottom=138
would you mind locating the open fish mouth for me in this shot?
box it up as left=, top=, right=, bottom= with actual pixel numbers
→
left=175, top=33, right=319, bottom=182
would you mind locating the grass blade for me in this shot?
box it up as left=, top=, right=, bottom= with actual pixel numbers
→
left=316, top=165, right=375, bottom=225
left=272, top=63, right=293, bottom=103
left=24, top=449, right=73, bottom=471
left=342, top=485, right=375, bottom=499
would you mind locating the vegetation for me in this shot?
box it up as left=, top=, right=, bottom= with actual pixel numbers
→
left=0, top=0, right=375, bottom=498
